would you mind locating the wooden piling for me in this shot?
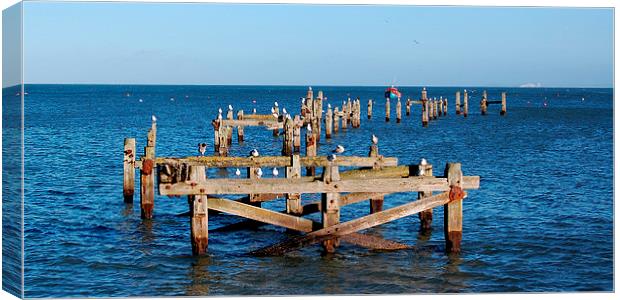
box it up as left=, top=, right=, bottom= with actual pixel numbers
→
left=347, top=98, right=352, bottom=125
left=237, top=110, right=244, bottom=143
left=433, top=98, right=438, bottom=119
left=273, top=106, right=280, bottom=136
left=418, top=164, right=433, bottom=231
left=501, top=92, right=507, bottom=115
left=218, top=126, right=229, bottom=157
left=406, top=98, right=411, bottom=116
left=481, top=90, right=488, bottom=115
left=212, top=119, right=220, bottom=152
left=282, top=117, right=294, bottom=156
left=422, top=100, right=429, bottom=127
left=444, top=162, right=463, bottom=253
left=325, top=105, right=333, bottom=139
left=341, top=105, right=348, bottom=129
left=421, top=87, right=428, bottom=101
left=286, top=155, right=303, bottom=215
left=246, top=166, right=262, bottom=207
left=455, top=91, right=461, bottom=115
left=188, top=165, right=208, bottom=255
left=367, top=99, right=373, bottom=119
left=369, top=144, right=384, bottom=214
left=463, top=90, right=469, bottom=117
left=396, top=98, right=402, bottom=123
left=321, top=163, right=340, bottom=253
left=385, top=98, right=390, bottom=122
left=439, top=97, right=444, bottom=116
left=443, top=98, right=448, bottom=115
left=305, top=126, right=317, bottom=176
left=140, top=123, right=156, bottom=219
left=333, top=108, right=340, bottom=133
left=123, top=138, right=136, bottom=203
left=293, top=115, right=301, bottom=153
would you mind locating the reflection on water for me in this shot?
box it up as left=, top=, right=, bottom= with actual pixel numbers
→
left=21, top=85, right=613, bottom=297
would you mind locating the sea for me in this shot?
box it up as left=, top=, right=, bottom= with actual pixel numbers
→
left=2, top=84, right=613, bottom=297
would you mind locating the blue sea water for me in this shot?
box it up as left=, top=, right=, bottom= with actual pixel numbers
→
left=8, top=84, right=614, bottom=297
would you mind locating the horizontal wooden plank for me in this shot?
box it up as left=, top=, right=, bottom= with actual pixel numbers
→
left=244, top=114, right=277, bottom=120
left=250, top=191, right=460, bottom=256
left=160, top=176, right=480, bottom=195
left=153, top=155, right=397, bottom=168
left=339, top=192, right=388, bottom=206
left=207, top=197, right=317, bottom=232
left=220, top=119, right=280, bottom=127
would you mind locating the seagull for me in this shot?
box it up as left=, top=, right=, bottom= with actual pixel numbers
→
left=272, top=168, right=279, bottom=177
left=198, top=143, right=207, bottom=156
left=218, top=107, right=223, bottom=114
left=309, top=86, right=312, bottom=91
left=271, top=107, right=275, bottom=114
left=274, top=101, right=279, bottom=107
left=250, top=149, right=259, bottom=157
left=282, top=108, right=287, bottom=115
left=217, top=112, right=222, bottom=120
left=328, top=103, right=331, bottom=109
left=307, top=124, right=312, bottom=132
left=138, top=99, right=143, bottom=103
left=333, top=145, right=345, bottom=154
left=235, top=168, right=241, bottom=177
left=286, top=114, right=292, bottom=120
left=301, top=98, right=305, bottom=105
left=327, top=154, right=337, bottom=162
left=151, top=115, right=157, bottom=122
left=253, top=108, right=257, bottom=113
left=228, top=104, right=233, bottom=111
left=256, top=168, right=263, bottom=178
left=420, top=158, right=428, bottom=165
left=371, top=134, right=378, bottom=145
left=170, top=97, right=175, bottom=101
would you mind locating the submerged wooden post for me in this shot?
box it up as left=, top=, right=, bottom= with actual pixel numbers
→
left=418, top=163, right=433, bottom=231
left=218, top=126, right=229, bottom=157
left=226, top=110, right=233, bottom=145
left=368, top=144, right=384, bottom=214
left=443, top=98, right=448, bottom=115
left=282, top=117, right=294, bottom=156
left=140, top=122, right=156, bottom=219
left=341, top=104, right=348, bottom=129
left=501, top=92, right=507, bottom=115
left=385, top=98, right=390, bottom=122
left=346, top=98, right=352, bottom=125
left=333, top=108, right=340, bottom=133
left=273, top=106, right=280, bottom=136
left=286, top=155, right=303, bottom=215
left=293, top=115, right=301, bottom=153
left=367, top=99, right=373, bottom=119
left=188, top=165, right=208, bottom=255
left=455, top=91, right=461, bottom=115
left=396, top=98, right=402, bottom=123
left=305, top=126, right=317, bottom=176
left=421, top=87, right=428, bottom=101
left=123, top=138, right=136, bottom=203
left=422, top=100, right=429, bottom=127
left=325, top=105, right=333, bottom=139
left=212, top=119, right=220, bottom=152
left=463, top=90, right=469, bottom=117
left=481, top=90, right=488, bottom=115
left=237, top=110, right=244, bottom=143
left=406, top=98, right=411, bottom=116
left=444, top=162, right=463, bottom=253
left=321, top=163, right=341, bottom=253
left=438, top=97, right=444, bottom=116
left=433, top=98, right=438, bottom=119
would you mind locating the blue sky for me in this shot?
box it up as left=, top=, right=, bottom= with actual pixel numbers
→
left=20, top=2, right=613, bottom=87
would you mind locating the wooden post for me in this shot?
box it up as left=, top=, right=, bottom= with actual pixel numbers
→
left=305, top=126, right=316, bottom=176
left=312, top=117, right=321, bottom=144
left=341, top=104, right=348, bottom=129
left=286, top=155, right=303, bottom=216
left=321, top=163, right=340, bottom=253
left=418, top=163, right=433, bottom=231
left=333, top=108, right=340, bottom=133
left=422, top=100, right=429, bottom=127
left=346, top=98, right=352, bottom=125
left=237, top=110, right=244, bottom=143
left=443, top=98, right=448, bottom=115
left=226, top=110, right=233, bottom=145
left=246, top=165, right=262, bottom=207
left=501, top=92, right=507, bottom=115
left=463, top=90, right=469, bottom=117
left=433, top=98, right=438, bottom=119
left=368, top=145, right=384, bottom=214
left=429, top=99, right=434, bottom=120
left=406, top=98, right=411, bottom=116
left=188, top=166, right=208, bottom=255
left=218, top=126, right=229, bottom=157
left=123, top=138, right=136, bottom=203
left=396, top=98, right=402, bottom=123
left=367, top=99, right=373, bottom=119
left=481, top=90, right=488, bottom=115
left=282, top=117, right=294, bottom=156
left=444, top=162, right=463, bottom=254
left=273, top=106, right=280, bottom=136
left=212, top=119, right=220, bottom=152
left=140, top=123, right=156, bottom=219
left=293, top=115, right=301, bottom=153
left=421, top=87, right=428, bottom=101
left=307, top=87, right=314, bottom=105
left=325, top=105, right=333, bottom=139
left=385, top=98, right=390, bottom=122
left=438, top=97, right=443, bottom=116
left=455, top=91, right=461, bottom=115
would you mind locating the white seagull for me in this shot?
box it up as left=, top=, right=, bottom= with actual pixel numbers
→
left=327, top=154, right=337, bottom=162
left=307, top=124, right=312, bottom=132
left=138, top=99, right=143, bottom=103
left=235, top=168, right=241, bottom=177
left=271, top=107, right=276, bottom=114
left=253, top=108, right=257, bottom=114
left=282, top=108, right=287, bottom=115
left=217, top=112, right=222, bottom=120
left=198, top=143, right=207, bottom=156
left=218, top=107, right=223, bottom=114
left=151, top=115, right=157, bottom=122
left=228, top=104, right=233, bottom=111
left=328, top=103, right=331, bottom=109
left=420, top=158, right=428, bottom=165
left=256, top=168, right=263, bottom=178
left=333, top=145, right=345, bottom=154
left=272, top=168, right=279, bottom=177
left=250, top=149, right=259, bottom=157
left=371, top=134, right=378, bottom=145
left=274, top=101, right=279, bottom=107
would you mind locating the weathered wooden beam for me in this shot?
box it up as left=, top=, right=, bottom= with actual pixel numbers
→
left=123, top=138, right=136, bottom=203
left=154, top=155, right=397, bottom=168
left=501, top=92, right=507, bottom=115
left=369, top=144, right=383, bottom=214
left=140, top=123, right=156, bottom=219
left=418, top=163, right=433, bottom=231
left=321, top=163, right=341, bottom=253
left=444, top=163, right=463, bottom=253
left=159, top=176, right=480, bottom=195
left=250, top=191, right=460, bottom=256
left=286, top=155, right=303, bottom=215
left=236, top=110, right=244, bottom=143
left=244, top=114, right=276, bottom=120
left=455, top=91, right=461, bottom=115
left=207, top=197, right=316, bottom=232
left=463, top=90, right=469, bottom=117
left=385, top=98, right=390, bottom=122
left=396, top=98, right=402, bottom=123
left=188, top=166, right=209, bottom=255
left=367, top=99, right=373, bottom=119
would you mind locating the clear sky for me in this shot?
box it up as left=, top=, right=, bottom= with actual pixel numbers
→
left=21, top=1, right=613, bottom=87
